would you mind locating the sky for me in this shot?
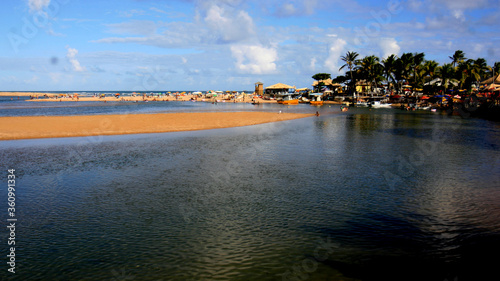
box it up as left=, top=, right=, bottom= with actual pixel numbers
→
left=0, top=0, right=499, bottom=91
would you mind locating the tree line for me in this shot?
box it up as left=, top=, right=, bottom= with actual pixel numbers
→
left=313, top=50, right=500, bottom=95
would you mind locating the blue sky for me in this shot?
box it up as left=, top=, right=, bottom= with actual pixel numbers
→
left=1, top=0, right=499, bottom=91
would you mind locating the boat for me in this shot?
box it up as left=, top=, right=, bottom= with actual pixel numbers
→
left=299, top=97, right=310, bottom=104
left=370, top=100, right=392, bottom=108
left=416, top=105, right=431, bottom=110
left=277, top=95, right=299, bottom=104
left=310, top=100, right=323, bottom=105
left=356, top=100, right=369, bottom=107
left=309, top=93, right=324, bottom=105
left=366, top=96, right=392, bottom=108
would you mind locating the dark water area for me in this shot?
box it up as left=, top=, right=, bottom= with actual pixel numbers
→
left=1, top=103, right=499, bottom=280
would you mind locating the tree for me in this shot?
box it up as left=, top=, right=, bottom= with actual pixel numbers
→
left=332, top=75, right=348, bottom=84
left=312, top=73, right=331, bottom=81
left=493, top=62, right=500, bottom=76
left=399, top=53, right=414, bottom=84
left=339, top=51, right=360, bottom=94
left=449, top=50, right=466, bottom=68
left=311, top=73, right=331, bottom=92
left=411, top=52, right=425, bottom=87
left=438, top=63, right=457, bottom=91
left=458, top=58, right=490, bottom=90
left=421, top=60, right=439, bottom=82
left=382, top=54, right=397, bottom=93
left=392, top=53, right=414, bottom=93
left=356, top=55, right=383, bottom=94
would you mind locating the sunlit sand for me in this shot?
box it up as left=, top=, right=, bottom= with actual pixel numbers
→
left=0, top=112, right=313, bottom=140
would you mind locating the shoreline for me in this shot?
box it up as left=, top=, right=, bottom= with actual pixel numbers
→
left=0, top=91, right=345, bottom=104
left=0, top=111, right=313, bottom=141
left=0, top=91, right=277, bottom=103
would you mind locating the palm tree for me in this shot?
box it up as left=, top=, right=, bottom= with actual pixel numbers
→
left=449, top=50, right=466, bottom=68
left=438, top=63, right=457, bottom=91
left=411, top=52, right=425, bottom=87
left=356, top=55, right=383, bottom=94
left=393, top=57, right=406, bottom=94
left=422, top=60, right=439, bottom=81
left=457, top=59, right=473, bottom=89
left=456, top=58, right=490, bottom=90
left=396, top=53, right=414, bottom=91
left=493, top=62, right=500, bottom=76
left=472, top=58, right=489, bottom=81
left=339, top=51, right=360, bottom=95
left=382, top=54, right=397, bottom=93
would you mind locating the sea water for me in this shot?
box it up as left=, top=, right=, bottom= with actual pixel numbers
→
left=0, top=101, right=499, bottom=280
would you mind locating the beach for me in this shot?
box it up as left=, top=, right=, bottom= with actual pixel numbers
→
left=0, top=91, right=279, bottom=103
left=0, top=111, right=313, bottom=140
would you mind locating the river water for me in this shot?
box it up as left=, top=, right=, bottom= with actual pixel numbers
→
left=1, top=100, right=499, bottom=280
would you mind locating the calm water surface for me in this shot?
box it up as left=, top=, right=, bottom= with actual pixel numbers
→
left=1, top=102, right=499, bottom=281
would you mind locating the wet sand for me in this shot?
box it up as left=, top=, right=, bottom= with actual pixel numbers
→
left=0, top=112, right=313, bottom=140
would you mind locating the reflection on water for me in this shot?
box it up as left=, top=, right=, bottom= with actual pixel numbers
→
left=1, top=107, right=499, bottom=280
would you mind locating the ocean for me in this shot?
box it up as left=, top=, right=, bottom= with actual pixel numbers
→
left=1, top=98, right=499, bottom=280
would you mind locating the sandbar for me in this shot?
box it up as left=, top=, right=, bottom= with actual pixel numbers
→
left=0, top=112, right=313, bottom=140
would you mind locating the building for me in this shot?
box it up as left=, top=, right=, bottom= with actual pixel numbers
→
left=264, top=83, right=295, bottom=98
left=254, top=82, right=263, bottom=96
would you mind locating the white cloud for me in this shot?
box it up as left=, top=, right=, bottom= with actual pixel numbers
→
left=425, top=0, right=490, bottom=22
left=282, top=4, right=297, bottom=16
left=310, top=57, right=317, bottom=71
left=273, top=0, right=318, bottom=17
left=407, top=0, right=424, bottom=11
left=203, top=4, right=255, bottom=43
left=324, top=38, right=346, bottom=74
left=436, top=0, right=489, bottom=11
left=379, top=38, right=400, bottom=59
left=106, top=20, right=158, bottom=36
left=230, top=44, right=277, bottom=74
left=28, top=0, right=50, bottom=13
left=24, top=75, right=40, bottom=84
left=66, top=46, right=85, bottom=72
left=49, top=72, right=62, bottom=84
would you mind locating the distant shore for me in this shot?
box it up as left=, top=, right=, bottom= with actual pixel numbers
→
left=0, top=91, right=276, bottom=103
left=0, top=92, right=58, bottom=97
left=0, top=112, right=313, bottom=140
left=0, top=91, right=345, bottom=104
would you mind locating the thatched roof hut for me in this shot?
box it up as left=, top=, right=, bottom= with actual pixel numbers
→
left=265, top=83, right=295, bottom=90
left=480, top=74, right=500, bottom=85
left=265, top=83, right=295, bottom=97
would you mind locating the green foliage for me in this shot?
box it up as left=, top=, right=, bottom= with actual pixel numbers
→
left=335, top=49, right=495, bottom=94
left=312, top=73, right=331, bottom=81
